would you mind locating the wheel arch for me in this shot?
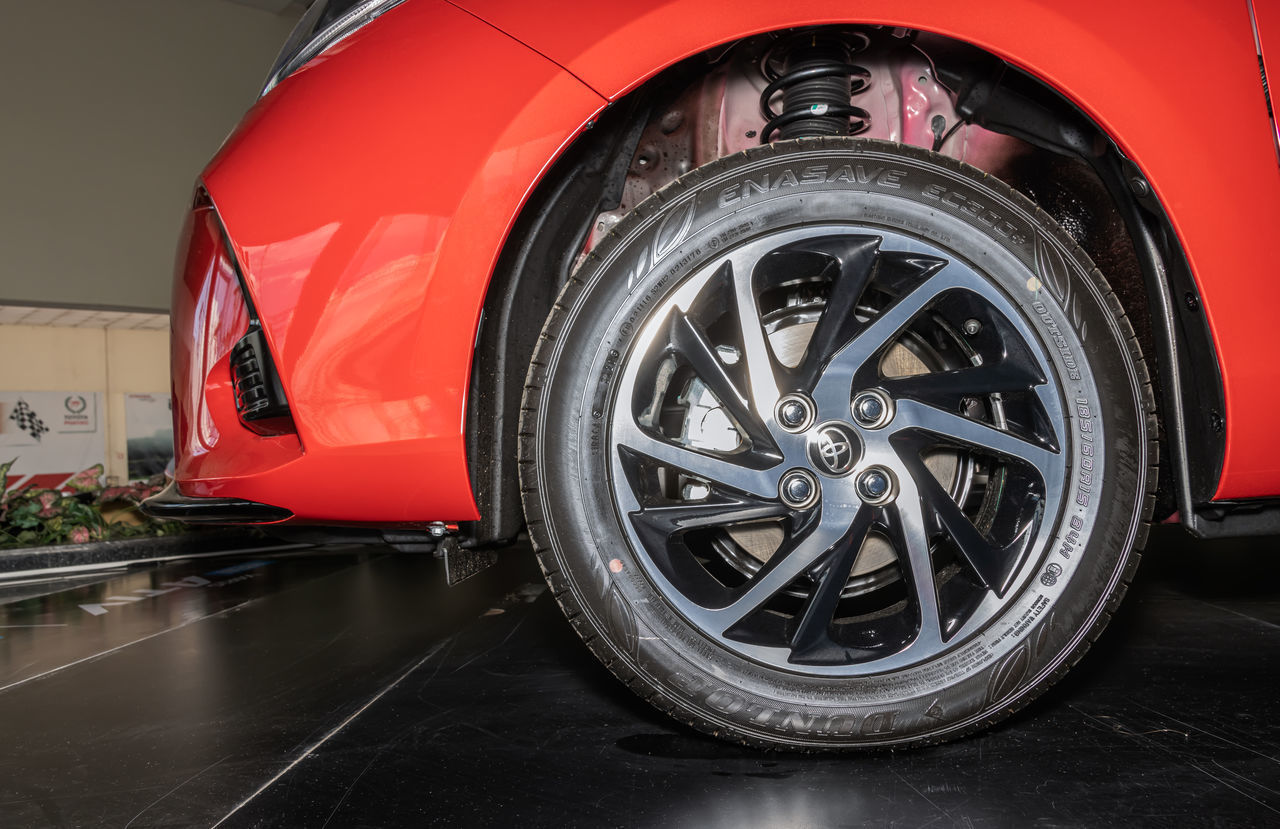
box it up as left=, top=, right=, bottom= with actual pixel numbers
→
left=466, top=21, right=1227, bottom=544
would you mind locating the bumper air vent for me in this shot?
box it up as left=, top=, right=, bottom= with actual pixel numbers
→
left=230, top=327, right=295, bottom=436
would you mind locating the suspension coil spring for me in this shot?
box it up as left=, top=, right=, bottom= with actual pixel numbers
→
left=759, top=32, right=872, bottom=143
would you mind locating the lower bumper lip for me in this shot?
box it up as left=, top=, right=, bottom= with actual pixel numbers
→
left=141, top=482, right=293, bottom=525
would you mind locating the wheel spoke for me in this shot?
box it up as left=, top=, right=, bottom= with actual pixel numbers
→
left=614, top=418, right=781, bottom=500
left=629, top=490, right=791, bottom=543
left=813, top=269, right=968, bottom=413
left=693, top=515, right=848, bottom=633
left=788, top=507, right=875, bottom=659
left=879, top=361, right=1045, bottom=410
left=893, top=398, right=1057, bottom=471
left=873, top=250, right=949, bottom=296
left=726, top=258, right=782, bottom=416
left=909, top=459, right=1016, bottom=595
left=667, top=310, right=776, bottom=455
left=887, top=481, right=945, bottom=652
left=777, top=235, right=881, bottom=391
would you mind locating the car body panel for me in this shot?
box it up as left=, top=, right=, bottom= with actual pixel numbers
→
left=179, top=0, right=1280, bottom=526
left=454, top=0, right=1280, bottom=501
left=172, top=201, right=307, bottom=495
left=191, top=0, right=605, bottom=522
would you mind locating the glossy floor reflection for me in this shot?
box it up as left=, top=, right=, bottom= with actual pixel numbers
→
left=0, top=529, right=1277, bottom=827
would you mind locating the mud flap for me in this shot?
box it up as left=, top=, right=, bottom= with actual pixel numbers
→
left=441, top=537, right=498, bottom=586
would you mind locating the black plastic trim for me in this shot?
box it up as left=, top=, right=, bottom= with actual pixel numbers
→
left=266, top=526, right=442, bottom=552
left=261, top=0, right=406, bottom=96
left=1185, top=499, right=1280, bottom=538
left=140, top=482, right=293, bottom=525
left=1248, top=0, right=1280, bottom=166
left=936, top=51, right=1229, bottom=533
left=231, top=328, right=295, bottom=435
left=465, top=93, right=654, bottom=545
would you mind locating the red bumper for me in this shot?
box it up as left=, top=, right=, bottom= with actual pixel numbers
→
left=170, top=196, right=481, bottom=525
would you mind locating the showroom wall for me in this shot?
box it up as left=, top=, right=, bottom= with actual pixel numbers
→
left=0, top=1, right=303, bottom=488
left=0, top=319, right=168, bottom=486
left=0, top=0, right=302, bottom=311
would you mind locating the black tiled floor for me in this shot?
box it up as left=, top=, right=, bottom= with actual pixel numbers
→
left=0, top=528, right=1277, bottom=827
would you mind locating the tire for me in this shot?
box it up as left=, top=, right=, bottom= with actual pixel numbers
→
left=520, top=138, right=1156, bottom=749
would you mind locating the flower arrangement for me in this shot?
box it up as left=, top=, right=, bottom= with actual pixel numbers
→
left=0, top=460, right=182, bottom=548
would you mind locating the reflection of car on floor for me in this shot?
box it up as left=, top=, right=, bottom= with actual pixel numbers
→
left=143, top=0, right=1280, bottom=748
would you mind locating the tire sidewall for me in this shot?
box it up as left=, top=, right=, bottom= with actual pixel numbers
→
left=530, top=139, right=1146, bottom=746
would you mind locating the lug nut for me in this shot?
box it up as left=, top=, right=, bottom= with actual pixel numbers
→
left=785, top=475, right=813, bottom=503
left=775, top=393, right=815, bottom=433
left=856, top=467, right=896, bottom=505
left=855, top=395, right=883, bottom=422
left=780, top=401, right=807, bottom=428
left=850, top=390, right=894, bottom=429
left=779, top=469, right=820, bottom=509
left=962, top=318, right=983, bottom=336
left=860, top=472, right=888, bottom=498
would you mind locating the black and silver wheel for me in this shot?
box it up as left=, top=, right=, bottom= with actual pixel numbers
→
left=520, top=139, right=1155, bottom=748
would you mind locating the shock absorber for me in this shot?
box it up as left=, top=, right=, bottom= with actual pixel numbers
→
left=760, top=32, right=872, bottom=142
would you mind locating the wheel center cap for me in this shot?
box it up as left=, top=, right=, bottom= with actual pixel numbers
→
left=807, top=422, right=862, bottom=477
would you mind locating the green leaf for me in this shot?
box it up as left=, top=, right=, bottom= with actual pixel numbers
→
left=11, top=512, right=40, bottom=530
left=0, top=458, right=15, bottom=497
left=65, top=464, right=105, bottom=494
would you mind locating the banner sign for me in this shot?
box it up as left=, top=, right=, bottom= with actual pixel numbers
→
left=125, top=393, right=173, bottom=480
left=0, top=392, right=105, bottom=491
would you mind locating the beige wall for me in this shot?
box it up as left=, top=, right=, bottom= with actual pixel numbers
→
left=0, top=0, right=302, bottom=312
left=0, top=324, right=169, bottom=483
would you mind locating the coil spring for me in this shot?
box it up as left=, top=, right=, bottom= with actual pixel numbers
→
left=759, top=32, right=872, bottom=143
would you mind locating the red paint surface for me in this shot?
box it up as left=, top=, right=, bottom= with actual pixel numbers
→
left=456, top=0, right=1280, bottom=499
left=175, top=0, right=1280, bottom=524
left=171, top=200, right=304, bottom=499
left=184, top=0, right=604, bottom=522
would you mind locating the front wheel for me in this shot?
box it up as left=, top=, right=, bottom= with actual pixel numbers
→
left=520, top=138, right=1155, bottom=749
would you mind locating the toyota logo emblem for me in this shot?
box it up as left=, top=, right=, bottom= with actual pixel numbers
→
left=818, top=430, right=851, bottom=469
left=808, top=423, right=860, bottom=476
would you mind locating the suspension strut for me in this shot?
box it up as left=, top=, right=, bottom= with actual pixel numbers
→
left=760, top=32, right=872, bottom=142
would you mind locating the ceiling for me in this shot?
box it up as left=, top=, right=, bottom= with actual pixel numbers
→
left=222, top=0, right=310, bottom=15
left=0, top=305, right=168, bottom=331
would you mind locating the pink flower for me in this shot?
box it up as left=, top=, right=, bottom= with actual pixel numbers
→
left=37, top=490, right=60, bottom=518
left=69, top=526, right=91, bottom=544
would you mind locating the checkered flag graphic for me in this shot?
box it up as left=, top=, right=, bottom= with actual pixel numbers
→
left=10, top=398, right=48, bottom=442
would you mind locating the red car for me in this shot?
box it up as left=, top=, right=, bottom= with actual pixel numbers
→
left=144, top=0, right=1280, bottom=748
